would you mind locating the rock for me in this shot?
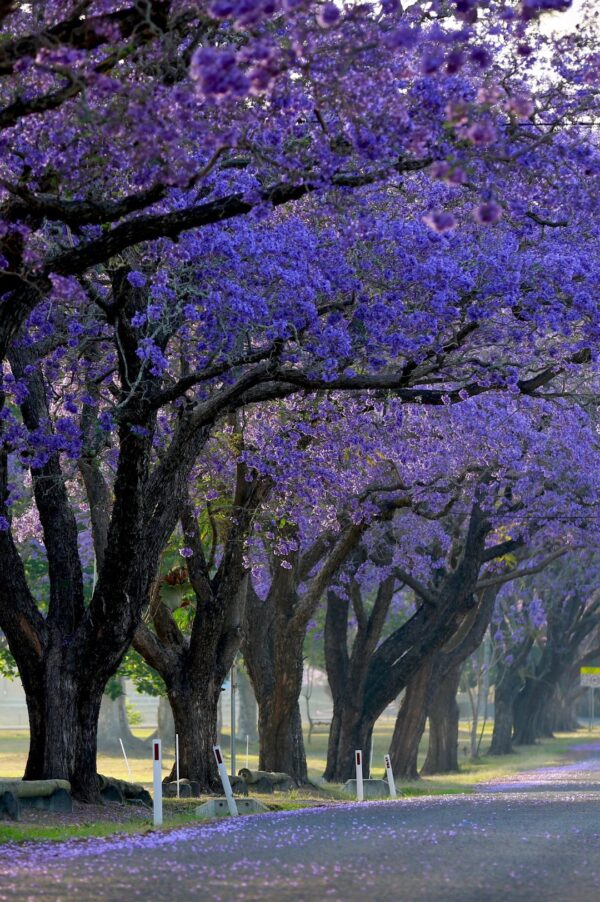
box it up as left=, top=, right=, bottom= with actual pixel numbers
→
left=229, top=776, right=249, bottom=796
left=0, top=790, right=20, bottom=821
left=163, top=781, right=192, bottom=798
left=100, top=783, right=124, bottom=804
left=342, top=778, right=392, bottom=800
left=97, top=775, right=151, bottom=807
left=0, top=780, right=72, bottom=814
left=237, top=769, right=294, bottom=792
left=0, top=779, right=70, bottom=798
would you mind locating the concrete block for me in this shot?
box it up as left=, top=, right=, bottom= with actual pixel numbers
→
left=342, top=778, right=391, bottom=800
left=20, top=787, right=73, bottom=813
left=0, top=790, right=20, bottom=821
left=194, top=797, right=269, bottom=820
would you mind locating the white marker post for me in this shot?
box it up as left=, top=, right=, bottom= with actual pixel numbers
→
left=384, top=754, right=397, bottom=799
left=175, top=733, right=180, bottom=798
left=246, top=734, right=249, bottom=769
left=213, top=745, right=239, bottom=817
left=355, top=749, right=364, bottom=802
left=119, top=738, right=132, bottom=780
left=152, top=739, right=163, bottom=827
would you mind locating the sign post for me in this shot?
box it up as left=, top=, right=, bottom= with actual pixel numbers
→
left=213, top=745, right=239, bottom=817
left=119, top=738, right=132, bottom=780
left=384, top=754, right=397, bottom=799
left=580, top=667, right=600, bottom=732
left=355, top=749, right=364, bottom=802
left=152, top=739, right=163, bottom=827
left=175, top=733, right=180, bottom=798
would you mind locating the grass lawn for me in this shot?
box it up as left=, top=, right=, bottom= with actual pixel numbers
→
left=1, top=721, right=599, bottom=845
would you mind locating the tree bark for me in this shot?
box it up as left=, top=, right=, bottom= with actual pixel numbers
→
left=165, top=678, right=222, bottom=788
left=323, top=574, right=396, bottom=783
left=98, top=679, right=147, bottom=753
left=244, top=524, right=366, bottom=784
left=245, top=604, right=308, bottom=783
left=238, top=664, right=258, bottom=743
left=157, top=695, right=176, bottom=748
left=488, top=694, right=516, bottom=755
left=388, top=660, right=433, bottom=780
left=513, top=681, right=552, bottom=745
left=421, top=663, right=461, bottom=774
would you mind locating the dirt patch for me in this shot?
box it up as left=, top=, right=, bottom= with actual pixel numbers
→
left=16, top=800, right=153, bottom=829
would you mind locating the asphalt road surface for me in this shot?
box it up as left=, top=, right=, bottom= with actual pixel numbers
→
left=1, top=745, right=599, bottom=901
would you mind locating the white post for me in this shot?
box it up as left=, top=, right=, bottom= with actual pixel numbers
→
left=119, top=738, right=132, bottom=780
left=355, top=749, right=364, bottom=802
left=369, top=733, right=374, bottom=775
left=384, top=754, right=397, bottom=799
left=152, top=739, right=163, bottom=827
left=175, top=733, right=180, bottom=798
left=246, top=734, right=249, bottom=769
left=213, top=745, right=239, bottom=816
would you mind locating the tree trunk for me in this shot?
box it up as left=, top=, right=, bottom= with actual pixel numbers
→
left=22, top=652, right=106, bottom=801
left=258, top=696, right=306, bottom=782
left=421, top=664, right=461, bottom=775
left=157, top=695, right=175, bottom=748
left=165, top=678, right=221, bottom=789
left=552, top=683, right=582, bottom=732
left=323, top=690, right=372, bottom=782
left=72, top=683, right=105, bottom=800
left=244, top=588, right=309, bottom=784
left=250, top=626, right=307, bottom=783
left=388, top=660, right=434, bottom=780
left=98, top=679, right=147, bottom=753
left=513, top=681, right=551, bottom=745
left=238, top=664, right=258, bottom=743
left=323, top=578, right=395, bottom=783
left=488, top=694, right=515, bottom=755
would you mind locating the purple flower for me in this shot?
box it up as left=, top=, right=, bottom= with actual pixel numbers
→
left=190, top=48, right=251, bottom=100
left=446, top=50, right=465, bottom=74
left=423, top=210, right=457, bottom=234
left=470, top=46, right=492, bottom=68
left=208, top=0, right=236, bottom=18
left=316, top=3, right=341, bottom=28
left=180, top=547, right=194, bottom=558
left=474, top=201, right=503, bottom=224
left=0, top=516, right=9, bottom=531
left=127, top=271, right=147, bottom=288
left=466, top=121, right=497, bottom=145
left=384, top=25, right=419, bottom=50
left=507, top=96, right=534, bottom=119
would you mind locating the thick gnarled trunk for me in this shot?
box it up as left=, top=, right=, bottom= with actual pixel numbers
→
left=246, top=617, right=308, bottom=783
left=388, top=660, right=433, bottom=780
left=488, top=695, right=515, bottom=756
left=421, top=664, right=461, bottom=775
left=21, top=648, right=107, bottom=800
left=166, top=679, right=222, bottom=789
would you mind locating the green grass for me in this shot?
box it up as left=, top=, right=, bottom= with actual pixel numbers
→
left=2, top=723, right=599, bottom=845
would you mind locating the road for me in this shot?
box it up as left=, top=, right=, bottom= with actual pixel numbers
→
left=1, top=746, right=599, bottom=901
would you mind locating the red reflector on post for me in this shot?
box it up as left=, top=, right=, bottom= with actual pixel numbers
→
left=153, top=741, right=160, bottom=761
left=356, top=751, right=361, bottom=765
left=214, top=747, right=223, bottom=765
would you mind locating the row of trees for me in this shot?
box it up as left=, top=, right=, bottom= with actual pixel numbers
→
left=0, top=0, right=598, bottom=799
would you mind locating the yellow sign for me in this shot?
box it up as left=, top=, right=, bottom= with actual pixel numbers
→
left=580, top=667, right=600, bottom=675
